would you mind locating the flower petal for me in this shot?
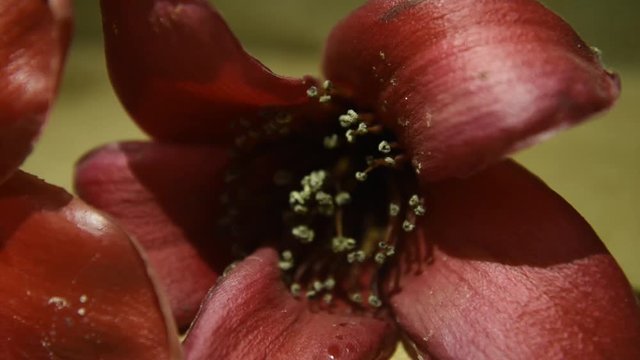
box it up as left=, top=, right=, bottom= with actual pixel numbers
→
left=323, top=0, right=620, bottom=180
left=387, top=161, right=640, bottom=359
left=183, top=248, right=397, bottom=360
left=100, top=0, right=315, bottom=142
left=0, top=0, right=71, bottom=183
left=74, top=141, right=233, bottom=329
left=0, top=171, right=181, bottom=359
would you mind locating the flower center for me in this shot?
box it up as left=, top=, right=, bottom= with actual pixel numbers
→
left=218, top=81, right=422, bottom=312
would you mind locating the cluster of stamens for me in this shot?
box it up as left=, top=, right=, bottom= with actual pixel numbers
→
left=219, top=81, right=425, bottom=312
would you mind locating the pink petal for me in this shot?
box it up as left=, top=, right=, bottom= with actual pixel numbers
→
left=0, top=171, right=181, bottom=359
left=75, top=141, right=233, bottom=329
left=323, top=0, right=620, bottom=180
left=183, top=248, right=397, bottom=360
left=100, top=0, right=315, bottom=142
left=0, top=0, right=71, bottom=183
left=388, top=161, right=640, bottom=359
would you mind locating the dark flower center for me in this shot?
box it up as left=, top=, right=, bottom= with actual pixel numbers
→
left=218, top=81, right=422, bottom=312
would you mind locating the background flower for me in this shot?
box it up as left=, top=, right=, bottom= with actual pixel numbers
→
left=0, top=1, right=180, bottom=357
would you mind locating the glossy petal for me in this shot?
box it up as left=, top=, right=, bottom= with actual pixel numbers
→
left=324, top=0, right=620, bottom=180
left=0, top=0, right=71, bottom=183
left=0, top=171, right=181, bottom=359
left=388, top=161, right=640, bottom=359
left=75, top=141, right=234, bottom=329
left=100, top=0, right=315, bottom=142
left=183, top=248, right=397, bottom=360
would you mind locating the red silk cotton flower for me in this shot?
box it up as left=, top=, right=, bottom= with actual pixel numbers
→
left=0, top=1, right=181, bottom=358
left=75, top=0, right=640, bottom=359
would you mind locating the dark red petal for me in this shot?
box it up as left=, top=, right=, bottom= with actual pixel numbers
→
left=74, top=141, right=234, bottom=330
left=387, top=161, right=640, bottom=359
left=323, top=0, right=620, bottom=181
left=0, top=0, right=71, bottom=183
left=183, top=248, right=397, bottom=360
left=0, top=171, right=181, bottom=359
left=100, top=0, right=315, bottom=142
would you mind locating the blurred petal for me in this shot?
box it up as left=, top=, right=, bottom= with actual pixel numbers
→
left=183, top=248, right=397, bottom=360
left=75, top=141, right=234, bottom=329
left=100, top=0, right=314, bottom=142
left=0, top=0, right=72, bottom=182
left=0, top=171, right=181, bottom=359
left=324, top=0, right=620, bottom=180
left=388, top=161, right=640, bottom=359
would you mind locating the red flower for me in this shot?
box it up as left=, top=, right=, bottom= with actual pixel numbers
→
left=0, top=1, right=180, bottom=358
left=75, top=0, right=640, bottom=358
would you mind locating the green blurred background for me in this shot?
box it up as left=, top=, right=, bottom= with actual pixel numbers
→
left=23, top=0, right=639, bottom=341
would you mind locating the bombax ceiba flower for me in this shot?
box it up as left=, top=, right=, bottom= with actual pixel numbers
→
left=74, top=0, right=640, bottom=359
left=0, top=1, right=181, bottom=358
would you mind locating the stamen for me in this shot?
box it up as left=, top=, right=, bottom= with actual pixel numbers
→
left=335, top=192, right=351, bottom=206
left=347, top=250, right=366, bottom=263
left=323, top=134, right=339, bottom=149
left=292, top=225, right=315, bottom=243
left=349, top=292, right=363, bottom=304
left=355, top=171, right=368, bottom=182
left=319, top=95, right=332, bottom=103
left=306, top=86, right=319, bottom=98
left=323, top=293, right=333, bottom=305
left=332, top=236, right=357, bottom=253
left=368, top=294, right=382, bottom=308
left=389, top=203, right=400, bottom=216
left=290, top=283, right=302, bottom=297
left=402, top=220, right=415, bottom=232
left=378, top=141, right=392, bottom=154
left=324, top=277, right=336, bottom=290
left=278, top=250, right=294, bottom=270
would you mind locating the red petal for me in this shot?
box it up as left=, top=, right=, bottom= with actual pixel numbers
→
left=74, top=142, right=233, bottom=329
left=183, top=248, right=397, bottom=360
left=0, top=171, right=181, bottom=359
left=100, top=0, right=314, bottom=142
left=323, top=0, right=620, bottom=180
left=0, top=0, right=71, bottom=183
left=388, top=161, right=640, bottom=359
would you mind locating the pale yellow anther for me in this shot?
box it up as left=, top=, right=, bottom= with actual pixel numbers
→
left=291, top=283, right=302, bottom=297
left=385, top=246, right=396, bottom=256
left=306, top=86, right=319, bottom=98
left=323, top=293, right=333, bottom=305
left=355, top=171, right=368, bottom=182
left=332, top=236, right=357, bottom=253
left=414, top=205, right=426, bottom=216
left=315, top=191, right=334, bottom=206
left=323, top=134, right=339, bottom=149
left=378, top=140, right=392, bottom=154
left=368, top=295, right=382, bottom=308
left=402, top=220, right=415, bottom=232
left=313, top=280, right=324, bottom=292
left=292, top=225, right=315, bottom=243
left=356, top=122, right=368, bottom=135
left=323, top=80, right=333, bottom=91
left=319, top=95, right=332, bottom=103
left=350, top=292, right=363, bottom=303
left=389, top=203, right=400, bottom=216
left=345, top=129, right=357, bottom=143
left=374, top=252, right=386, bottom=265
left=324, top=277, right=336, bottom=290
left=335, top=192, right=351, bottom=206
left=409, top=194, right=421, bottom=207
left=384, top=157, right=396, bottom=166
